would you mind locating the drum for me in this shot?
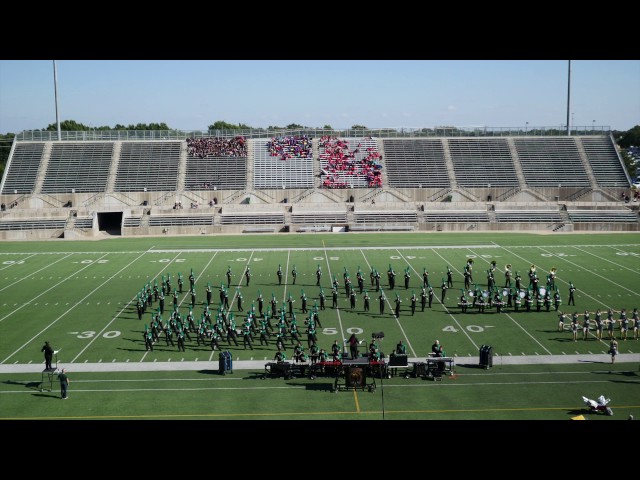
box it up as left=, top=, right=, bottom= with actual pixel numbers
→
left=502, top=289, right=509, bottom=297
left=519, top=291, right=526, bottom=299
left=539, top=287, right=547, bottom=297
left=482, top=291, right=489, bottom=299
left=468, top=290, right=475, bottom=297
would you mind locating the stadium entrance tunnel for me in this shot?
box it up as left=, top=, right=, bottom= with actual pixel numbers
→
left=97, top=211, right=123, bottom=235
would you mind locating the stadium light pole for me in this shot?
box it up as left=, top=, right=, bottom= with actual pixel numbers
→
left=566, top=60, right=571, bottom=137
left=592, top=120, right=596, bottom=133
left=53, top=60, right=62, bottom=142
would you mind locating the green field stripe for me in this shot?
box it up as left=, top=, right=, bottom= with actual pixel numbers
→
left=0, top=253, right=108, bottom=328
left=539, top=246, right=639, bottom=296
left=573, top=246, right=640, bottom=275
left=427, top=247, right=481, bottom=349
left=75, top=252, right=186, bottom=363
left=0, top=253, right=74, bottom=294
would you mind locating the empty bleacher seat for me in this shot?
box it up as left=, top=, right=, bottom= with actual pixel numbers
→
left=115, top=142, right=181, bottom=192
left=581, top=137, right=629, bottom=187
left=495, top=211, right=562, bottom=223
left=42, top=143, right=113, bottom=193
left=568, top=209, right=638, bottom=223
left=1, top=142, right=44, bottom=194
left=148, top=215, right=214, bottom=227
left=0, top=219, right=66, bottom=231
left=515, top=137, right=590, bottom=187
left=449, top=138, right=518, bottom=187
left=382, top=139, right=450, bottom=188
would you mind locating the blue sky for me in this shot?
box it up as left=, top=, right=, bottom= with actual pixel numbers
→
left=0, top=60, right=638, bottom=134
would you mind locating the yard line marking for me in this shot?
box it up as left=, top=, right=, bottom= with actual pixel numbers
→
left=0, top=253, right=37, bottom=272
left=2, top=252, right=153, bottom=363
left=428, top=248, right=481, bottom=351
left=467, top=248, right=553, bottom=354
left=148, top=245, right=499, bottom=254
left=75, top=252, right=179, bottom=362
left=571, top=245, right=638, bottom=273
left=0, top=253, right=74, bottom=293
left=538, top=247, right=638, bottom=296
left=358, top=249, right=416, bottom=357
left=282, top=249, right=291, bottom=305
left=323, top=240, right=345, bottom=343
left=0, top=253, right=108, bottom=326
left=497, top=245, right=617, bottom=311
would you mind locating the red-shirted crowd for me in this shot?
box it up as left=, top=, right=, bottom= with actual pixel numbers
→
left=319, top=136, right=383, bottom=189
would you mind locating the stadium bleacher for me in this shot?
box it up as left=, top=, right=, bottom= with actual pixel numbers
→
left=449, top=138, right=518, bottom=187
left=114, top=142, right=181, bottom=192
left=0, top=142, right=44, bottom=194
left=515, top=137, right=590, bottom=187
left=382, top=139, right=450, bottom=188
left=0, top=132, right=637, bottom=237
left=42, top=143, right=113, bottom=193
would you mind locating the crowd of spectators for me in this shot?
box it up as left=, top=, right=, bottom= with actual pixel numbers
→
left=267, top=135, right=313, bottom=161
left=319, top=136, right=383, bottom=189
left=186, top=136, right=247, bottom=158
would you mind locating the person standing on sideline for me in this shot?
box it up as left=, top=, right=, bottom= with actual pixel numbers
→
left=41, top=341, right=54, bottom=370
left=58, top=368, right=69, bottom=399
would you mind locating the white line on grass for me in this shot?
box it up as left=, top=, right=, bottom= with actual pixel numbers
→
left=428, top=248, right=480, bottom=351
left=538, top=247, right=638, bottom=296
left=572, top=246, right=640, bottom=275
left=205, top=251, right=245, bottom=362
left=0, top=253, right=74, bottom=293
left=359, top=249, right=417, bottom=357
left=0, top=253, right=38, bottom=272
left=75, top=252, right=184, bottom=364
left=0, top=253, right=109, bottom=327
left=322, top=241, right=346, bottom=345
left=1, top=252, right=130, bottom=363
left=149, top=245, right=499, bottom=254
left=496, top=245, right=615, bottom=350
left=467, top=248, right=553, bottom=355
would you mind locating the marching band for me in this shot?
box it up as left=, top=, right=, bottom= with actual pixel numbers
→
left=130, top=259, right=638, bottom=355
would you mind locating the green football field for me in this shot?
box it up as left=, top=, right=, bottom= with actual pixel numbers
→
left=1, top=231, right=639, bottom=420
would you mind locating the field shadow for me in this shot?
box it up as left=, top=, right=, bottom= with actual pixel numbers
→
left=3, top=379, right=43, bottom=390
left=566, top=408, right=593, bottom=417
left=592, top=370, right=638, bottom=378
left=287, top=381, right=334, bottom=392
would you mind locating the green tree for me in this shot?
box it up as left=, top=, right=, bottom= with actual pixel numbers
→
left=286, top=123, right=304, bottom=129
left=615, top=125, right=640, bottom=149
left=351, top=124, right=368, bottom=130
left=208, top=121, right=252, bottom=131
left=44, top=120, right=90, bottom=131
